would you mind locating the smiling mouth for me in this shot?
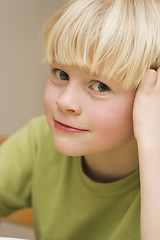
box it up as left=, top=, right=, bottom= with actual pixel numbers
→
left=54, top=120, right=88, bottom=133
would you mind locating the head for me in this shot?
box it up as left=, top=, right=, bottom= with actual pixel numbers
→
left=43, top=0, right=160, bottom=90
left=43, top=0, right=160, bottom=157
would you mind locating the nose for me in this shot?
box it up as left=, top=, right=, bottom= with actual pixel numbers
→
left=56, top=84, right=82, bottom=115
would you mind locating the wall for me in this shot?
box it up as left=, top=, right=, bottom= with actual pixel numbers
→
left=0, top=0, right=68, bottom=238
left=0, top=0, right=68, bottom=135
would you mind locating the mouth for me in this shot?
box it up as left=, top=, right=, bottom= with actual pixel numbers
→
left=54, top=120, right=88, bottom=133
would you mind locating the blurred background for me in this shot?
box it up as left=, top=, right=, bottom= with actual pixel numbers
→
left=0, top=0, right=68, bottom=238
left=0, top=0, right=68, bottom=136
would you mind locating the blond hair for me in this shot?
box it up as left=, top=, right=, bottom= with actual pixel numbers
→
left=43, top=0, right=160, bottom=90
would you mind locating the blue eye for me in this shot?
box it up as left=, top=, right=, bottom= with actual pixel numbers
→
left=55, top=69, right=69, bottom=80
left=91, top=81, right=110, bottom=92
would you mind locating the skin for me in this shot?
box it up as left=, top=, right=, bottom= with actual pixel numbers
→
left=133, top=67, right=160, bottom=240
left=44, top=62, right=139, bottom=182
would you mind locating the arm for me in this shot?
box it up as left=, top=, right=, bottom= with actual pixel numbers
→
left=133, top=67, right=160, bottom=240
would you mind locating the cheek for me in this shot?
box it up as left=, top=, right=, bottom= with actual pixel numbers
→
left=90, top=99, right=134, bottom=140
left=43, top=82, right=56, bottom=118
left=43, top=86, right=50, bottom=113
left=44, top=81, right=55, bottom=108
left=43, top=82, right=59, bottom=131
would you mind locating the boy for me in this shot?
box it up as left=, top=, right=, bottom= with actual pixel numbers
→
left=0, top=0, right=160, bottom=239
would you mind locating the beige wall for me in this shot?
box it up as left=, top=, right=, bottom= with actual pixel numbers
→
left=0, top=1, right=68, bottom=238
left=0, top=0, right=68, bottom=135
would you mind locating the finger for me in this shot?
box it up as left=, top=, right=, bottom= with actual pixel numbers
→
left=155, top=67, right=160, bottom=88
left=138, top=69, right=157, bottom=93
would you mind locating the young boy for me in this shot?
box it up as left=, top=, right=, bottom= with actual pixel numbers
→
left=0, top=0, right=160, bottom=239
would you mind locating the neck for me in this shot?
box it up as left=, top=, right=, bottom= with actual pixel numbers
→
left=83, top=137, right=139, bottom=183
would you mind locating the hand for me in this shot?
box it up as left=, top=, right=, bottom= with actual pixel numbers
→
left=133, top=67, right=160, bottom=145
left=133, top=67, right=160, bottom=240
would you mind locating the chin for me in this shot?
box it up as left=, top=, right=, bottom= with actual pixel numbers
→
left=56, top=147, right=83, bottom=157
left=52, top=139, right=83, bottom=157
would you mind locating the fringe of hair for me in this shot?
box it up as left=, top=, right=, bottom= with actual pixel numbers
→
left=43, top=0, right=160, bottom=90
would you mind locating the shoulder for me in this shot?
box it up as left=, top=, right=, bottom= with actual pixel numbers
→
left=28, top=115, right=53, bottom=150
left=29, top=115, right=50, bottom=135
left=0, top=115, right=52, bottom=157
left=16, top=115, right=52, bottom=148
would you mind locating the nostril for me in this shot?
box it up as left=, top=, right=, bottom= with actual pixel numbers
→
left=56, top=98, right=81, bottom=114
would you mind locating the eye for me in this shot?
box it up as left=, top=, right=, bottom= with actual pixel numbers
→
left=54, top=69, right=69, bottom=80
left=90, top=81, right=110, bottom=93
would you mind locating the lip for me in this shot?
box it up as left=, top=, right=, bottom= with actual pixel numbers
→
left=54, top=120, right=88, bottom=133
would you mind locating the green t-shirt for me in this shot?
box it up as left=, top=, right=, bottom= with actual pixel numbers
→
left=0, top=116, right=140, bottom=240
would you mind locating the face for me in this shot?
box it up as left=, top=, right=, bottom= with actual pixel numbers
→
left=44, top=62, right=136, bottom=156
